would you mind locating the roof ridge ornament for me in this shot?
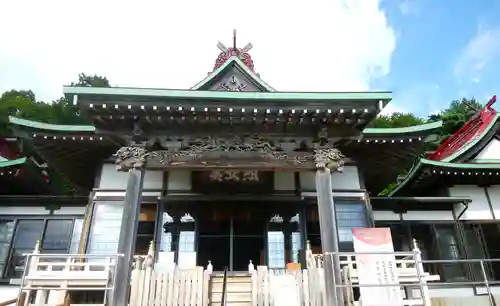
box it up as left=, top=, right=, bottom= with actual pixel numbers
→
left=214, top=30, right=255, bottom=72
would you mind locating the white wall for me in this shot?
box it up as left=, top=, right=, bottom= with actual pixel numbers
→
left=274, top=172, right=295, bottom=191
left=98, top=163, right=164, bottom=190
left=449, top=186, right=493, bottom=220
left=166, top=170, right=192, bottom=191
left=299, top=166, right=361, bottom=190
left=476, top=138, right=500, bottom=160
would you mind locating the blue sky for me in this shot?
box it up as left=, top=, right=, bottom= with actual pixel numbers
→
left=378, top=0, right=500, bottom=117
left=0, top=0, right=498, bottom=120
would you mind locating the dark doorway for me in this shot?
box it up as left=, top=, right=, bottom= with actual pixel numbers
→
left=197, top=215, right=230, bottom=271
left=232, top=215, right=266, bottom=271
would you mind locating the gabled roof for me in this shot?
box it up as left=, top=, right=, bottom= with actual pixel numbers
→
left=362, top=121, right=443, bottom=137
left=338, top=121, right=443, bottom=194
left=0, top=156, right=60, bottom=195
left=191, top=56, right=275, bottom=92
left=389, top=159, right=500, bottom=196
left=9, top=116, right=96, bottom=132
left=0, top=157, right=27, bottom=168
left=64, top=86, right=392, bottom=103
left=7, top=116, right=122, bottom=192
left=428, top=95, right=498, bottom=162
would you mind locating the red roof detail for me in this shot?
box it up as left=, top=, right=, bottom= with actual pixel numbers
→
left=213, top=30, right=255, bottom=72
left=0, top=138, right=20, bottom=160
left=213, top=48, right=255, bottom=72
left=428, top=95, right=497, bottom=161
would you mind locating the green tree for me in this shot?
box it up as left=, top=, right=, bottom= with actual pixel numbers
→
left=70, top=73, right=110, bottom=87
left=0, top=74, right=111, bottom=135
left=0, top=90, right=54, bottom=136
left=373, top=112, right=425, bottom=128
left=429, top=98, right=483, bottom=137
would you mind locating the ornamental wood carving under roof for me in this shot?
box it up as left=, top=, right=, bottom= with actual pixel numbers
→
left=114, top=135, right=345, bottom=172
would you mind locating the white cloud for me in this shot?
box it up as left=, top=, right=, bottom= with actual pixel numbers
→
left=398, top=0, right=421, bottom=16
left=0, top=0, right=396, bottom=102
left=381, top=83, right=441, bottom=116
left=453, top=26, right=500, bottom=82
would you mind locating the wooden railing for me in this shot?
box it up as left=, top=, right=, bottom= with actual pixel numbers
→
left=0, top=292, right=70, bottom=306
left=0, top=293, right=26, bottom=306
left=16, top=238, right=443, bottom=306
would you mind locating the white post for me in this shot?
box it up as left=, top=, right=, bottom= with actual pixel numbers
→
left=413, top=239, right=431, bottom=306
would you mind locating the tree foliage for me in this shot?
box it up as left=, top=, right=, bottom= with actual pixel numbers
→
left=70, top=73, right=110, bottom=88
left=373, top=112, right=425, bottom=128
left=429, top=98, right=483, bottom=137
left=0, top=74, right=110, bottom=136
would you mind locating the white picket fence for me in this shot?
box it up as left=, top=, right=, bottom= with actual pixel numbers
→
left=131, top=265, right=210, bottom=306
left=10, top=240, right=339, bottom=306
left=251, top=267, right=326, bottom=306
left=132, top=260, right=325, bottom=306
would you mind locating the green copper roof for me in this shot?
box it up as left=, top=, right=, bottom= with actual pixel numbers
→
left=0, top=157, right=27, bottom=168
left=389, top=158, right=500, bottom=196
left=8, top=115, right=441, bottom=138
left=441, top=114, right=500, bottom=162
left=8, top=116, right=96, bottom=132
left=191, top=56, right=275, bottom=92
left=363, top=121, right=443, bottom=135
left=64, top=86, right=392, bottom=102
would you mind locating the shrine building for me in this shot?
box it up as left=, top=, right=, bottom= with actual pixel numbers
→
left=1, top=33, right=499, bottom=302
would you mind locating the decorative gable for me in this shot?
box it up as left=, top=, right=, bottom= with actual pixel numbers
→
left=217, top=74, right=247, bottom=91
left=210, top=65, right=263, bottom=92
left=191, top=31, right=275, bottom=92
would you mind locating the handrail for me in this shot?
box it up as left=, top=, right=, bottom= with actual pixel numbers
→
left=0, top=292, right=26, bottom=306
left=1, top=292, right=70, bottom=306
left=220, top=267, right=228, bottom=306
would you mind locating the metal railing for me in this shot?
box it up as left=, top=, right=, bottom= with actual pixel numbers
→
left=220, top=267, right=228, bottom=306
left=317, top=251, right=500, bottom=306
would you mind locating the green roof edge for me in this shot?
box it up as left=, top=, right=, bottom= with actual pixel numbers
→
left=363, top=121, right=443, bottom=135
left=441, top=114, right=500, bottom=162
left=190, top=56, right=276, bottom=92
left=388, top=159, right=500, bottom=196
left=64, top=86, right=393, bottom=102
left=8, top=116, right=96, bottom=132
left=0, top=157, right=27, bottom=168
left=9, top=115, right=440, bottom=136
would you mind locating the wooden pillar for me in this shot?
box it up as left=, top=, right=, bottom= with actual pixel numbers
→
left=316, top=168, right=344, bottom=306
left=314, top=148, right=345, bottom=306
left=109, top=167, right=146, bottom=306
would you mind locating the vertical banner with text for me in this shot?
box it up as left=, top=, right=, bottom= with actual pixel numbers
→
left=352, top=228, right=403, bottom=306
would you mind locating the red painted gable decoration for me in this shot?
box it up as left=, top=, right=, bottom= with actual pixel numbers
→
left=213, top=30, right=255, bottom=72
left=428, top=95, right=497, bottom=161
